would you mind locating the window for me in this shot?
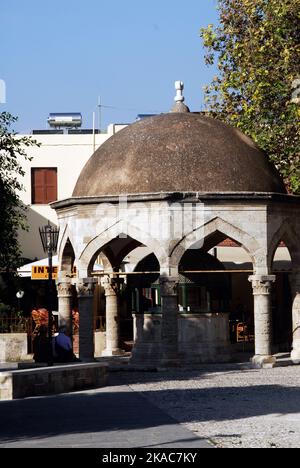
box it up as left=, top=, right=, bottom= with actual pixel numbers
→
left=31, top=168, right=58, bottom=204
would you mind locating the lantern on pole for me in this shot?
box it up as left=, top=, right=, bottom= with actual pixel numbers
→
left=39, top=221, right=59, bottom=366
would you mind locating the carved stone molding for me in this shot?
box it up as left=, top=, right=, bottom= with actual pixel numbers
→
left=57, top=282, right=73, bottom=298
left=76, top=280, right=96, bottom=298
left=101, top=276, right=124, bottom=297
left=249, top=275, right=276, bottom=295
left=160, top=276, right=179, bottom=297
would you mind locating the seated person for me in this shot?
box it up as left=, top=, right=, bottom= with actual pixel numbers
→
left=53, top=326, right=78, bottom=363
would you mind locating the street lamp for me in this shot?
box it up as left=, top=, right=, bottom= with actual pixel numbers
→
left=39, top=221, right=59, bottom=366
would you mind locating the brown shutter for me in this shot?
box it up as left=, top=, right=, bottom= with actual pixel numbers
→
left=45, top=168, right=57, bottom=203
left=32, top=168, right=45, bottom=204
left=32, top=168, right=57, bottom=204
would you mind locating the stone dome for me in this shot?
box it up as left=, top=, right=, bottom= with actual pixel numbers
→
left=73, top=113, right=286, bottom=197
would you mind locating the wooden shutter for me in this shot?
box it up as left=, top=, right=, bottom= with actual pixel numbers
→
left=32, top=168, right=57, bottom=204
left=45, top=168, right=57, bottom=203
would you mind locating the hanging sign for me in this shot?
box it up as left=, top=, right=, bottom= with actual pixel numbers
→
left=31, top=266, right=77, bottom=280
left=31, top=266, right=58, bottom=280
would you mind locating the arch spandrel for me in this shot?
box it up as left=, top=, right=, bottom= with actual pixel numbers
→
left=169, top=217, right=261, bottom=269
left=78, top=222, right=168, bottom=276
left=58, top=225, right=77, bottom=275
left=268, top=218, right=300, bottom=271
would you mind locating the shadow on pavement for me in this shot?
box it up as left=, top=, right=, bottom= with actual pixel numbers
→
left=0, top=377, right=299, bottom=446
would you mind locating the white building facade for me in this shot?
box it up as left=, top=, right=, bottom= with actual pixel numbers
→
left=18, top=125, right=127, bottom=261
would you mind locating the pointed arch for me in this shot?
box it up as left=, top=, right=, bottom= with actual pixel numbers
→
left=59, top=236, right=76, bottom=274
left=58, top=224, right=77, bottom=263
left=170, top=217, right=260, bottom=268
left=268, top=219, right=300, bottom=271
left=58, top=224, right=77, bottom=271
left=78, top=221, right=168, bottom=276
left=57, top=223, right=68, bottom=260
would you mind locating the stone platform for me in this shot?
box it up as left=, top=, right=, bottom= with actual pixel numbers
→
left=0, top=362, right=108, bottom=400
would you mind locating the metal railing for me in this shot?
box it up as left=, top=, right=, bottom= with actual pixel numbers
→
left=0, top=314, right=32, bottom=334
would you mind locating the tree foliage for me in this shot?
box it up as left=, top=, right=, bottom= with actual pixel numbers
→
left=0, top=112, right=38, bottom=271
left=200, top=0, right=300, bottom=192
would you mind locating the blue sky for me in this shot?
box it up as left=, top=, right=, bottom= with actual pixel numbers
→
left=1, top=0, right=219, bottom=133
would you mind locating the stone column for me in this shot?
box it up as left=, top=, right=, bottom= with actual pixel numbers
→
left=160, top=276, right=179, bottom=367
left=57, top=281, right=73, bottom=336
left=249, top=275, right=276, bottom=368
left=290, top=272, right=300, bottom=364
left=101, top=276, right=124, bottom=356
left=76, top=279, right=96, bottom=362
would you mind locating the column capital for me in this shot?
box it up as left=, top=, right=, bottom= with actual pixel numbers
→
left=160, top=276, right=179, bottom=297
left=57, top=281, right=73, bottom=298
left=76, top=278, right=97, bottom=298
left=249, top=275, right=276, bottom=295
left=101, top=275, right=124, bottom=297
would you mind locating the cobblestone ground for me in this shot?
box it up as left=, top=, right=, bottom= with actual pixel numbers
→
left=119, top=365, right=300, bottom=448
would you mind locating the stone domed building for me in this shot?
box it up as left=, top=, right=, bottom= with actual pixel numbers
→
left=52, top=82, right=300, bottom=368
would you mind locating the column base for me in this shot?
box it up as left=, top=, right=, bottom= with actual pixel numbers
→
left=251, top=355, right=276, bottom=369
left=130, top=342, right=162, bottom=367
left=291, top=349, right=300, bottom=364
left=101, top=348, right=125, bottom=357
left=160, top=348, right=180, bottom=367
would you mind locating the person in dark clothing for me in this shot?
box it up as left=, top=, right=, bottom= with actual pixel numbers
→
left=33, top=325, right=50, bottom=363
left=53, top=326, right=78, bottom=363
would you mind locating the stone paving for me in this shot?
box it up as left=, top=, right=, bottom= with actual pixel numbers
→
left=117, top=364, right=300, bottom=448
left=0, top=374, right=211, bottom=448
left=1, top=361, right=300, bottom=448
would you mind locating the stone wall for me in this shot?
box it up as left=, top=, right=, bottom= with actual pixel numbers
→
left=73, top=332, right=106, bottom=358
left=0, top=363, right=108, bottom=400
left=131, top=313, right=231, bottom=365
left=131, top=314, right=162, bottom=366
left=0, top=334, right=28, bottom=363
left=94, top=331, right=106, bottom=358
left=179, top=313, right=231, bottom=363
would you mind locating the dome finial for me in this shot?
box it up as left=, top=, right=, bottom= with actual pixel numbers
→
left=174, top=81, right=185, bottom=103
left=170, top=80, right=190, bottom=113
